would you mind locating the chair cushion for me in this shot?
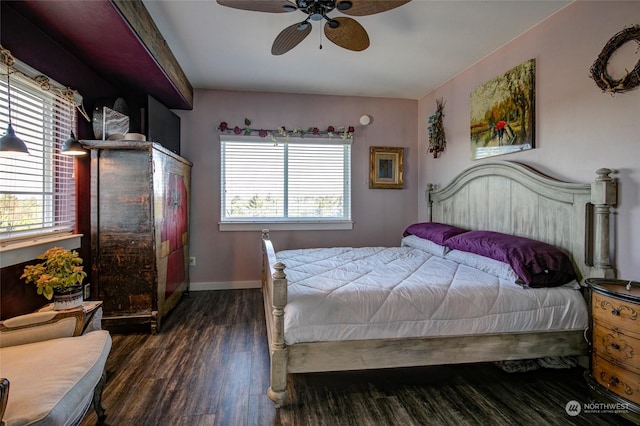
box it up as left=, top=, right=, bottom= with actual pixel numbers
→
left=0, top=330, right=111, bottom=426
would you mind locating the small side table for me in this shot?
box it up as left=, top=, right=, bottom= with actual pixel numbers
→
left=37, top=301, right=103, bottom=334
left=585, top=278, right=640, bottom=424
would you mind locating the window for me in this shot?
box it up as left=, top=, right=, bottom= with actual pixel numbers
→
left=0, top=63, right=78, bottom=244
left=220, top=135, right=352, bottom=231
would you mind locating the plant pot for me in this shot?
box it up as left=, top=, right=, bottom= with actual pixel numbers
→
left=53, top=286, right=84, bottom=310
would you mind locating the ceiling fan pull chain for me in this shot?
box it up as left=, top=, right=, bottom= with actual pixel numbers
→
left=319, top=27, right=323, bottom=50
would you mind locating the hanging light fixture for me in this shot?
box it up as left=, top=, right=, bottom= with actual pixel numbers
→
left=60, top=96, right=86, bottom=156
left=60, top=131, right=86, bottom=156
left=0, top=58, right=29, bottom=154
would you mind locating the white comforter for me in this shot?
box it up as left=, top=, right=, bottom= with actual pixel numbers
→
left=276, top=246, right=588, bottom=345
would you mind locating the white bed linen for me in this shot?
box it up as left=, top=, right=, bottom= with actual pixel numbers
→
left=276, top=245, right=588, bottom=345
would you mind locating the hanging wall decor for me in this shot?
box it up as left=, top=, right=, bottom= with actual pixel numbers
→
left=470, top=59, right=535, bottom=160
left=427, top=98, right=446, bottom=158
left=590, top=25, right=640, bottom=94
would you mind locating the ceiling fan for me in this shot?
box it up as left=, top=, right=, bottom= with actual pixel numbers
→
left=216, top=0, right=411, bottom=55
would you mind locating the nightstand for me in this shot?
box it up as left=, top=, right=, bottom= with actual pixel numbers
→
left=37, top=300, right=103, bottom=334
left=585, top=278, right=640, bottom=424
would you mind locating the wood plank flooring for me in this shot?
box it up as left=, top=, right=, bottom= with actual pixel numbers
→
left=80, top=290, right=634, bottom=426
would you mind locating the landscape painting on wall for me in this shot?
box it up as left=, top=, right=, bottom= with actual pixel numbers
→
left=470, top=59, right=535, bottom=160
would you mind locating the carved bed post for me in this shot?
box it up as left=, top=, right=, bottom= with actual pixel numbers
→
left=425, top=183, right=434, bottom=221
left=591, top=168, right=617, bottom=278
left=267, top=261, right=288, bottom=408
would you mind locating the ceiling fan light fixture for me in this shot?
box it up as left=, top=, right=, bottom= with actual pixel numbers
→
left=218, top=0, right=412, bottom=54
left=337, top=1, right=352, bottom=11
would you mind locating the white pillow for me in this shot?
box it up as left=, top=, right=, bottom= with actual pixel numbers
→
left=445, top=249, right=519, bottom=282
left=401, top=235, right=449, bottom=257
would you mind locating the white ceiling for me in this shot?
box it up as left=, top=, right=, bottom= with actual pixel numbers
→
left=143, top=0, right=571, bottom=100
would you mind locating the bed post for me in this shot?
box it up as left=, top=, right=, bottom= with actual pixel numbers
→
left=590, top=168, right=617, bottom=278
left=267, top=261, right=288, bottom=408
left=425, top=183, right=434, bottom=221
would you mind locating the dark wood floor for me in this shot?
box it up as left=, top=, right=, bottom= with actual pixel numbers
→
left=81, top=289, right=634, bottom=426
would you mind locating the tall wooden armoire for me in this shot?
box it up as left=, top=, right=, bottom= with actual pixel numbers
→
left=87, top=140, right=192, bottom=333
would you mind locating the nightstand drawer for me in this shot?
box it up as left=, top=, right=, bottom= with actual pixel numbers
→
left=592, top=292, right=639, bottom=336
left=593, top=354, right=640, bottom=405
left=593, top=322, right=640, bottom=373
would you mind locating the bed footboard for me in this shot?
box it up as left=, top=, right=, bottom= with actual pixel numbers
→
left=261, top=230, right=288, bottom=408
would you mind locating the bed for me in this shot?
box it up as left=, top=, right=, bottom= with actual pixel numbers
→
left=260, top=160, right=617, bottom=407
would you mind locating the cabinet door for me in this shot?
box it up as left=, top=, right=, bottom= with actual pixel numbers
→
left=93, top=149, right=155, bottom=315
left=153, top=149, right=190, bottom=320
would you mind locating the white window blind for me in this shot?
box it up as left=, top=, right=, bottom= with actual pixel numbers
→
left=221, top=135, right=351, bottom=224
left=0, top=67, right=77, bottom=242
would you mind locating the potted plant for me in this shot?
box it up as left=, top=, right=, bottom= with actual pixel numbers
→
left=22, top=247, right=87, bottom=310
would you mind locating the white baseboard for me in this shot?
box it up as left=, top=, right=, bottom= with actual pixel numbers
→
left=189, top=280, right=261, bottom=291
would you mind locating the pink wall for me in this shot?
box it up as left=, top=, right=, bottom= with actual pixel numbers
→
left=178, top=91, right=418, bottom=286
left=418, top=1, right=640, bottom=280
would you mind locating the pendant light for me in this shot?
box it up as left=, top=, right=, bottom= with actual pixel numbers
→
left=60, top=131, right=86, bottom=156
left=0, top=63, right=29, bottom=154
left=60, top=99, right=86, bottom=156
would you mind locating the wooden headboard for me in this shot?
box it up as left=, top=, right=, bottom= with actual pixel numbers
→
left=426, top=161, right=617, bottom=283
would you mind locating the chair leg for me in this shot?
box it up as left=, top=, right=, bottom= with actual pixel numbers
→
left=92, top=371, right=107, bottom=422
left=0, top=378, right=9, bottom=423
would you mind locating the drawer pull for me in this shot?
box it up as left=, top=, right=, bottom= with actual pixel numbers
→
left=598, top=298, right=638, bottom=320
left=603, top=334, right=634, bottom=360
left=610, top=376, right=620, bottom=386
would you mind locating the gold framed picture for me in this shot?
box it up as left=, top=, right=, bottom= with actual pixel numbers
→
left=369, top=146, right=404, bottom=189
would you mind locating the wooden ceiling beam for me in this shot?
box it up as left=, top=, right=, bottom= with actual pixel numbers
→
left=111, top=0, right=193, bottom=109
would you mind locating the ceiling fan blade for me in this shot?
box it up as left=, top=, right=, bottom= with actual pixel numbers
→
left=324, top=17, right=369, bottom=51
left=339, top=0, right=411, bottom=16
left=216, top=0, right=296, bottom=13
left=272, top=22, right=312, bottom=55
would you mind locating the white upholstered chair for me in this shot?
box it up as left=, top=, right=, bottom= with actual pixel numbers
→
left=0, top=308, right=111, bottom=425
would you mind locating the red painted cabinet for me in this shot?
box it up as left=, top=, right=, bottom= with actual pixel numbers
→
left=87, top=140, right=191, bottom=333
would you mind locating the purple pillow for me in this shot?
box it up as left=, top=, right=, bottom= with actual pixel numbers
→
left=444, top=230, right=577, bottom=288
left=403, top=222, right=468, bottom=246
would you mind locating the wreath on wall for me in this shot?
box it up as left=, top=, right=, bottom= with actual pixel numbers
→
left=590, top=25, right=640, bottom=94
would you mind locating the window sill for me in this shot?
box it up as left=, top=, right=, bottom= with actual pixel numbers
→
left=0, top=234, right=83, bottom=268
left=219, top=221, right=353, bottom=232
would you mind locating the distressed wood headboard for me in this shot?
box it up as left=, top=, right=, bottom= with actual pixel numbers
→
left=426, top=161, right=617, bottom=283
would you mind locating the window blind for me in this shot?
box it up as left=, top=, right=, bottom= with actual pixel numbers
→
left=221, top=136, right=351, bottom=222
left=0, top=68, right=77, bottom=242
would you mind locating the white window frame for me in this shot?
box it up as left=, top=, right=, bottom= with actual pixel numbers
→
left=0, top=59, right=81, bottom=264
left=219, top=134, right=353, bottom=231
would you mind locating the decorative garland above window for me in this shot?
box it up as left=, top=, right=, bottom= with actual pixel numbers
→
left=590, top=25, right=640, bottom=94
left=217, top=118, right=354, bottom=143
left=0, top=45, right=90, bottom=121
